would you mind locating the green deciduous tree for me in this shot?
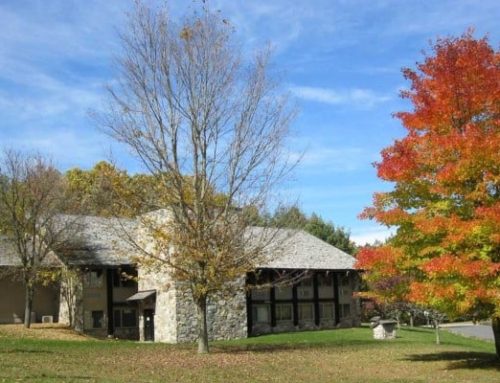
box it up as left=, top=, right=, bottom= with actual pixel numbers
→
left=269, top=206, right=356, bottom=254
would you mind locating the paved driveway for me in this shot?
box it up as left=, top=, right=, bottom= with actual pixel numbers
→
left=443, top=323, right=494, bottom=341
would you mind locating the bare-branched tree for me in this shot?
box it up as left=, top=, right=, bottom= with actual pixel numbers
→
left=0, top=150, right=79, bottom=328
left=99, top=2, right=296, bottom=353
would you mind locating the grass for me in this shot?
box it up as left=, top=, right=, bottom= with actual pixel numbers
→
left=0, top=325, right=498, bottom=383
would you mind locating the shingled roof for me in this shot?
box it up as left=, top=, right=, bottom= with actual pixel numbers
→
left=57, top=215, right=139, bottom=266
left=0, top=236, right=63, bottom=267
left=0, top=214, right=356, bottom=270
left=0, top=215, right=138, bottom=267
left=248, top=227, right=356, bottom=270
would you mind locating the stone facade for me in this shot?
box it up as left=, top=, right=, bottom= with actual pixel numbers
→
left=137, top=267, right=177, bottom=342
left=175, top=279, right=248, bottom=342
left=137, top=266, right=247, bottom=343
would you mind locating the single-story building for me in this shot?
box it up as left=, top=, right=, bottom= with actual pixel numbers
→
left=0, top=213, right=360, bottom=342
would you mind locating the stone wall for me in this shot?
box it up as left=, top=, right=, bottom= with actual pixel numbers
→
left=135, top=209, right=247, bottom=343
left=138, top=267, right=178, bottom=342
left=174, top=278, right=248, bottom=343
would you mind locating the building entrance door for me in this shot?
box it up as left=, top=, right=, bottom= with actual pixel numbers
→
left=144, top=309, right=155, bottom=341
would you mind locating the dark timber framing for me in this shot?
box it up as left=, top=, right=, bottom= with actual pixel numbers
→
left=247, top=269, right=348, bottom=336
left=333, top=273, right=340, bottom=325
left=106, top=268, right=114, bottom=336
left=313, top=273, right=320, bottom=326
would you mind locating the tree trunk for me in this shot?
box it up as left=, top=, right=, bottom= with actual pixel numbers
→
left=67, top=296, right=74, bottom=328
left=409, top=313, right=414, bottom=328
left=492, top=316, right=500, bottom=359
left=433, top=319, right=440, bottom=345
left=196, top=296, right=209, bottom=354
left=24, top=282, right=34, bottom=328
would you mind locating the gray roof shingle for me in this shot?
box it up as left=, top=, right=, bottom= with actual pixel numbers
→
left=248, top=227, right=356, bottom=270
left=1, top=214, right=356, bottom=270
left=57, top=215, right=138, bottom=266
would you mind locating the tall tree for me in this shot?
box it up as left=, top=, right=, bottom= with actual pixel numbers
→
left=269, top=206, right=356, bottom=254
left=304, top=213, right=357, bottom=255
left=99, top=2, right=295, bottom=353
left=0, top=150, right=78, bottom=328
left=64, top=161, right=168, bottom=217
left=357, top=32, right=500, bottom=356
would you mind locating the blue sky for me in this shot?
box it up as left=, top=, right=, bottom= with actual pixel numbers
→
left=0, top=0, right=498, bottom=244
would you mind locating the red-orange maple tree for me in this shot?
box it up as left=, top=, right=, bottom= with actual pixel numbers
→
left=356, top=31, right=500, bottom=356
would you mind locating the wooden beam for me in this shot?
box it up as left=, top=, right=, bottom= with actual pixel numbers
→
left=333, top=272, right=340, bottom=325
left=292, top=278, right=299, bottom=326
left=106, top=268, right=114, bottom=336
left=270, top=285, right=276, bottom=327
left=313, top=272, right=320, bottom=326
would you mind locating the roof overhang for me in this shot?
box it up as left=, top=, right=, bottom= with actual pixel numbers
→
left=126, top=290, right=156, bottom=301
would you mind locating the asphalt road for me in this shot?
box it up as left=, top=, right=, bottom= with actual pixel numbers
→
left=443, top=323, right=494, bottom=341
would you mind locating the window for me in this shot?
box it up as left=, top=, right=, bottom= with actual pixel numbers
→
left=297, top=278, right=313, bottom=299
left=92, top=311, right=104, bottom=328
left=84, top=270, right=103, bottom=288
left=251, top=287, right=270, bottom=301
left=275, top=285, right=292, bottom=300
left=319, top=303, right=334, bottom=320
left=339, top=276, right=351, bottom=297
left=114, top=308, right=137, bottom=328
left=122, top=309, right=137, bottom=327
left=318, top=274, right=333, bottom=287
left=340, top=275, right=350, bottom=287
left=298, top=303, right=314, bottom=321
left=112, top=267, right=138, bottom=288
left=252, top=304, right=270, bottom=324
left=340, top=304, right=351, bottom=318
left=318, top=274, right=334, bottom=299
left=275, top=304, right=293, bottom=322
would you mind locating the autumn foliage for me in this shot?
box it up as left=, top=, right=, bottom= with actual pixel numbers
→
left=356, top=31, right=500, bottom=354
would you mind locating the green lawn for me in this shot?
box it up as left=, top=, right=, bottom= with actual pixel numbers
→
left=0, top=325, right=498, bottom=383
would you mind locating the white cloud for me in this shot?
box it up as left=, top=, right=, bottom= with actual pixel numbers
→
left=351, top=226, right=395, bottom=246
left=288, top=145, right=378, bottom=174
left=290, top=85, right=391, bottom=107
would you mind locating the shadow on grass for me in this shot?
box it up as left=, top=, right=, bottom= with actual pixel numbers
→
left=0, top=348, right=55, bottom=354
left=212, top=338, right=390, bottom=354
left=404, top=351, right=500, bottom=371
left=26, top=374, right=93, bottom=380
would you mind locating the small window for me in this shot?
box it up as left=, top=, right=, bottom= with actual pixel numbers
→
left=340, top=275, right=350, bottom=287
left=113, top=267, right=138, bottom=288
left=297, top=278, right=313, bottom=299
left=319, top=302, right=334, bottom=320
left=275, top=285, right=292, bottom=300
left=252, top=304, right=270, bottom=324
left=251, top=287, right=270, bottom=301
left=318, top=274, right=333, bottom=287
left=275, top=304, right=293, bottom=322
left=318, top=274, right=334, bottom=299
left=122, top=309, right=137, bottom=327
left=341, top=304, right=351, bottom=318
left=92, top=311, right=104, bottom=328
left=298, top=303, right=314, bottom=321
left=84, top=270, right=103, bottom=288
